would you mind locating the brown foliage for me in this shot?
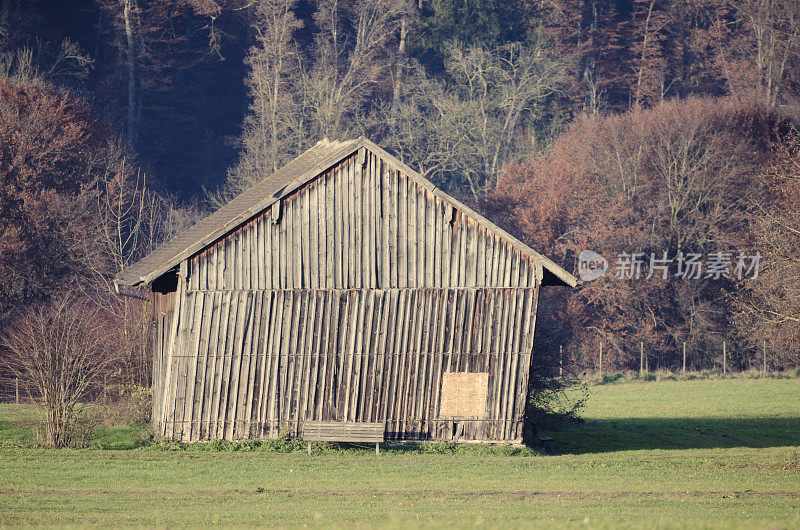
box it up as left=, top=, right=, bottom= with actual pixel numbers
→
left=0, top=78, right=199, bottom=392
left=732, top=131, right=800, bottom=367
left=0, top=79, right=103, bottom=319
left=486, top=96, right=795, bottom=370
left=543, top=0, right=800, bottom=111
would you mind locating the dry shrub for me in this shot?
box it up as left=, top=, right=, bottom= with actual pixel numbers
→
left=97, top=383, right=152, bottom=427
left=1, top=293, right=114, bottom=447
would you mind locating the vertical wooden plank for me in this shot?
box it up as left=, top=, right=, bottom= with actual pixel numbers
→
left=327, top=291, right=345, bottom=420
left=243, top=223, right=251, bottom=291
left=277, top=291, right=295, bottom=429
left=215, top=290, right=238, bottom=438
left=308, top=183, right=319, bottom=289
left=283, top=290, right=302, bottom=435
left=488, top=290, right=504, bottom=438
left=387, top=167, right=397, bottom=288
left=335, top=164, right=344, bottom=287
left=308, top=292, right=326, bottom=421
left=254, top=215, right=262, bottom=290
left=397, top=174, right=407, bottom=288
left=159, top=276, right=184, bottom=438
left=385, top=289, right=405, bottom=434
left=431, top=289, right=449, bottom=438
left=278, top=200, right=286, bottom=289
left=363, top=154, right=375, bottom=289
left=215, top=239, right=223, bottom=290
left=354, top=160, right=363, bottom=288
left=233, top=291, right=255, bottom=437
left=233, top=231, right=241, bottom=291
left=249, top=225, right=256, bottom=291
left=208, top=291, right=231, bottom=438
left=243, top=291, right=264, bottom=437
left=341, top=290, right=359, bottom=421
left=396, top=290, right=416, bottom=436
left=223, top=292, right=248, bottom=439
left=497, top=290, right=514, bottom=439
left=192, top=292, right=215, bottom=440
left=467, top=222, right=478, bottom=286
left=298, top=291, right=317, bottom=427
left=416, top=185, right=425, bottom=287
left=410, top=289, right=431, bottom=435
left=293, top=193, right=303, bottom=289
left=344, top=158, right=353, bottom=288
left=370, top=290, right=389, bottom=422
left=265, top=290, right=285, bottom=435
left=458, top=217, right=467, bottom=288
left=285, top=196, right=293, bottom=289
left=355, top=291, right=374, bottom=422
left=268, top=290, right=286, bottom=433
left=333, top=292, right=349, bottom=421
left=254, top=291, right=273, bottom=436
left=380, top=160, right=391, bottom=288
left=315, top=290, right=332, bottom=419
left=378, top=289, right=398, bottom=424
left=324, top=171, right=335, bottom=289
left=263, top=210, right=271, bottom=289
left=407, top=178, right=417, bottom=288
left=476, top=229, right=486, bottom=287
left=350, top=290, right=367, bottom=421
left=364, top=291, right=387, bottom=421
left=172, top=290, right=196, bottom=440
left=425, top=193, right=435, bottom=286
left=490, top=236, right=501, bottom=287
left=444, top=209, right=454, bottom=287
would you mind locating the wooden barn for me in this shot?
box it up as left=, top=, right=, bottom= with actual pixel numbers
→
left=114, top=138, right=576, bottom=443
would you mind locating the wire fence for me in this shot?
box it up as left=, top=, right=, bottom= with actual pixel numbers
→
left=559, top=339, right=798, bottom=378
left=0, top=375, right=27, bottom=404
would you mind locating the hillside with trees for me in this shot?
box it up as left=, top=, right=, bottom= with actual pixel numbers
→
left=0, top=0, right=798, bottom=427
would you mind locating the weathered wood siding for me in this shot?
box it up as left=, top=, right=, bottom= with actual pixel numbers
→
left=154, top=149, right=543, bottom=442
left=186, top=151, right=539, bottom=291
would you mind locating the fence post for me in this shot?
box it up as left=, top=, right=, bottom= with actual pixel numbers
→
left=599, top=342, right=603, bottom=377
left=682, top=342, right=686, bottom=373
left=763, top=340, right=767, bottom=374
left=559, top=345, right=563, bottom=378
left=15, top=377, right=19, bottom=405
left=639, top=342, right=644, bottom=377
left=723, top=341, right=727, bottom=375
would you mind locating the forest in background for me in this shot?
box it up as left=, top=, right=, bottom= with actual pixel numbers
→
left=0, top=0, right=799, bottom=414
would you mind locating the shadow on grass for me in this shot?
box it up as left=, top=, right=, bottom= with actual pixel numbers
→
left=546, top=416, right=800, bottom=454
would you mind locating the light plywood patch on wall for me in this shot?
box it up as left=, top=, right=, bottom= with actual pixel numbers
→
left=439, top=372, right=489, bottom=417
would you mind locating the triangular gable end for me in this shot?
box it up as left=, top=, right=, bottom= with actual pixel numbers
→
left=115, top=138, right=577, bottom=289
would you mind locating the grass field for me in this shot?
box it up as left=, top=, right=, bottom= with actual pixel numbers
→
left=1, top=378, right=798, bottom=527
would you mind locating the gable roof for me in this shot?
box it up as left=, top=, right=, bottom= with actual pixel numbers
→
left=115, top=137, right=577, bottom=288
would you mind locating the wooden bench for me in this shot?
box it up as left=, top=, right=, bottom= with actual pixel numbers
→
left=537, top=436, right=554, bottom=454
left=302, top=421, right=386, bottom=455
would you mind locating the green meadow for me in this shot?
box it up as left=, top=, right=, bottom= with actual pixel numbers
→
left=1, top=378, right=798, bottom=528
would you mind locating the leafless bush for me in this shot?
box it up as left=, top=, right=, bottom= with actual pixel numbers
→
left=1, top=294, right=114, bottom=447
left=97, top=383, right=152, bottom=427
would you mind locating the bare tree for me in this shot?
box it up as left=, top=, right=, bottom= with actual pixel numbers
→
left=723, top=0, right=800, bottom=106
left=383, top=40, right=564, bottom=200
left=220, top=0, right=304, bottom=207
left=305, top=0, right=406, bottom=138
left=219, top=0, right=407, bottom=205
left=1, top=294, right=114, bottom=447
left=0, top=38, right=92, bottom=83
